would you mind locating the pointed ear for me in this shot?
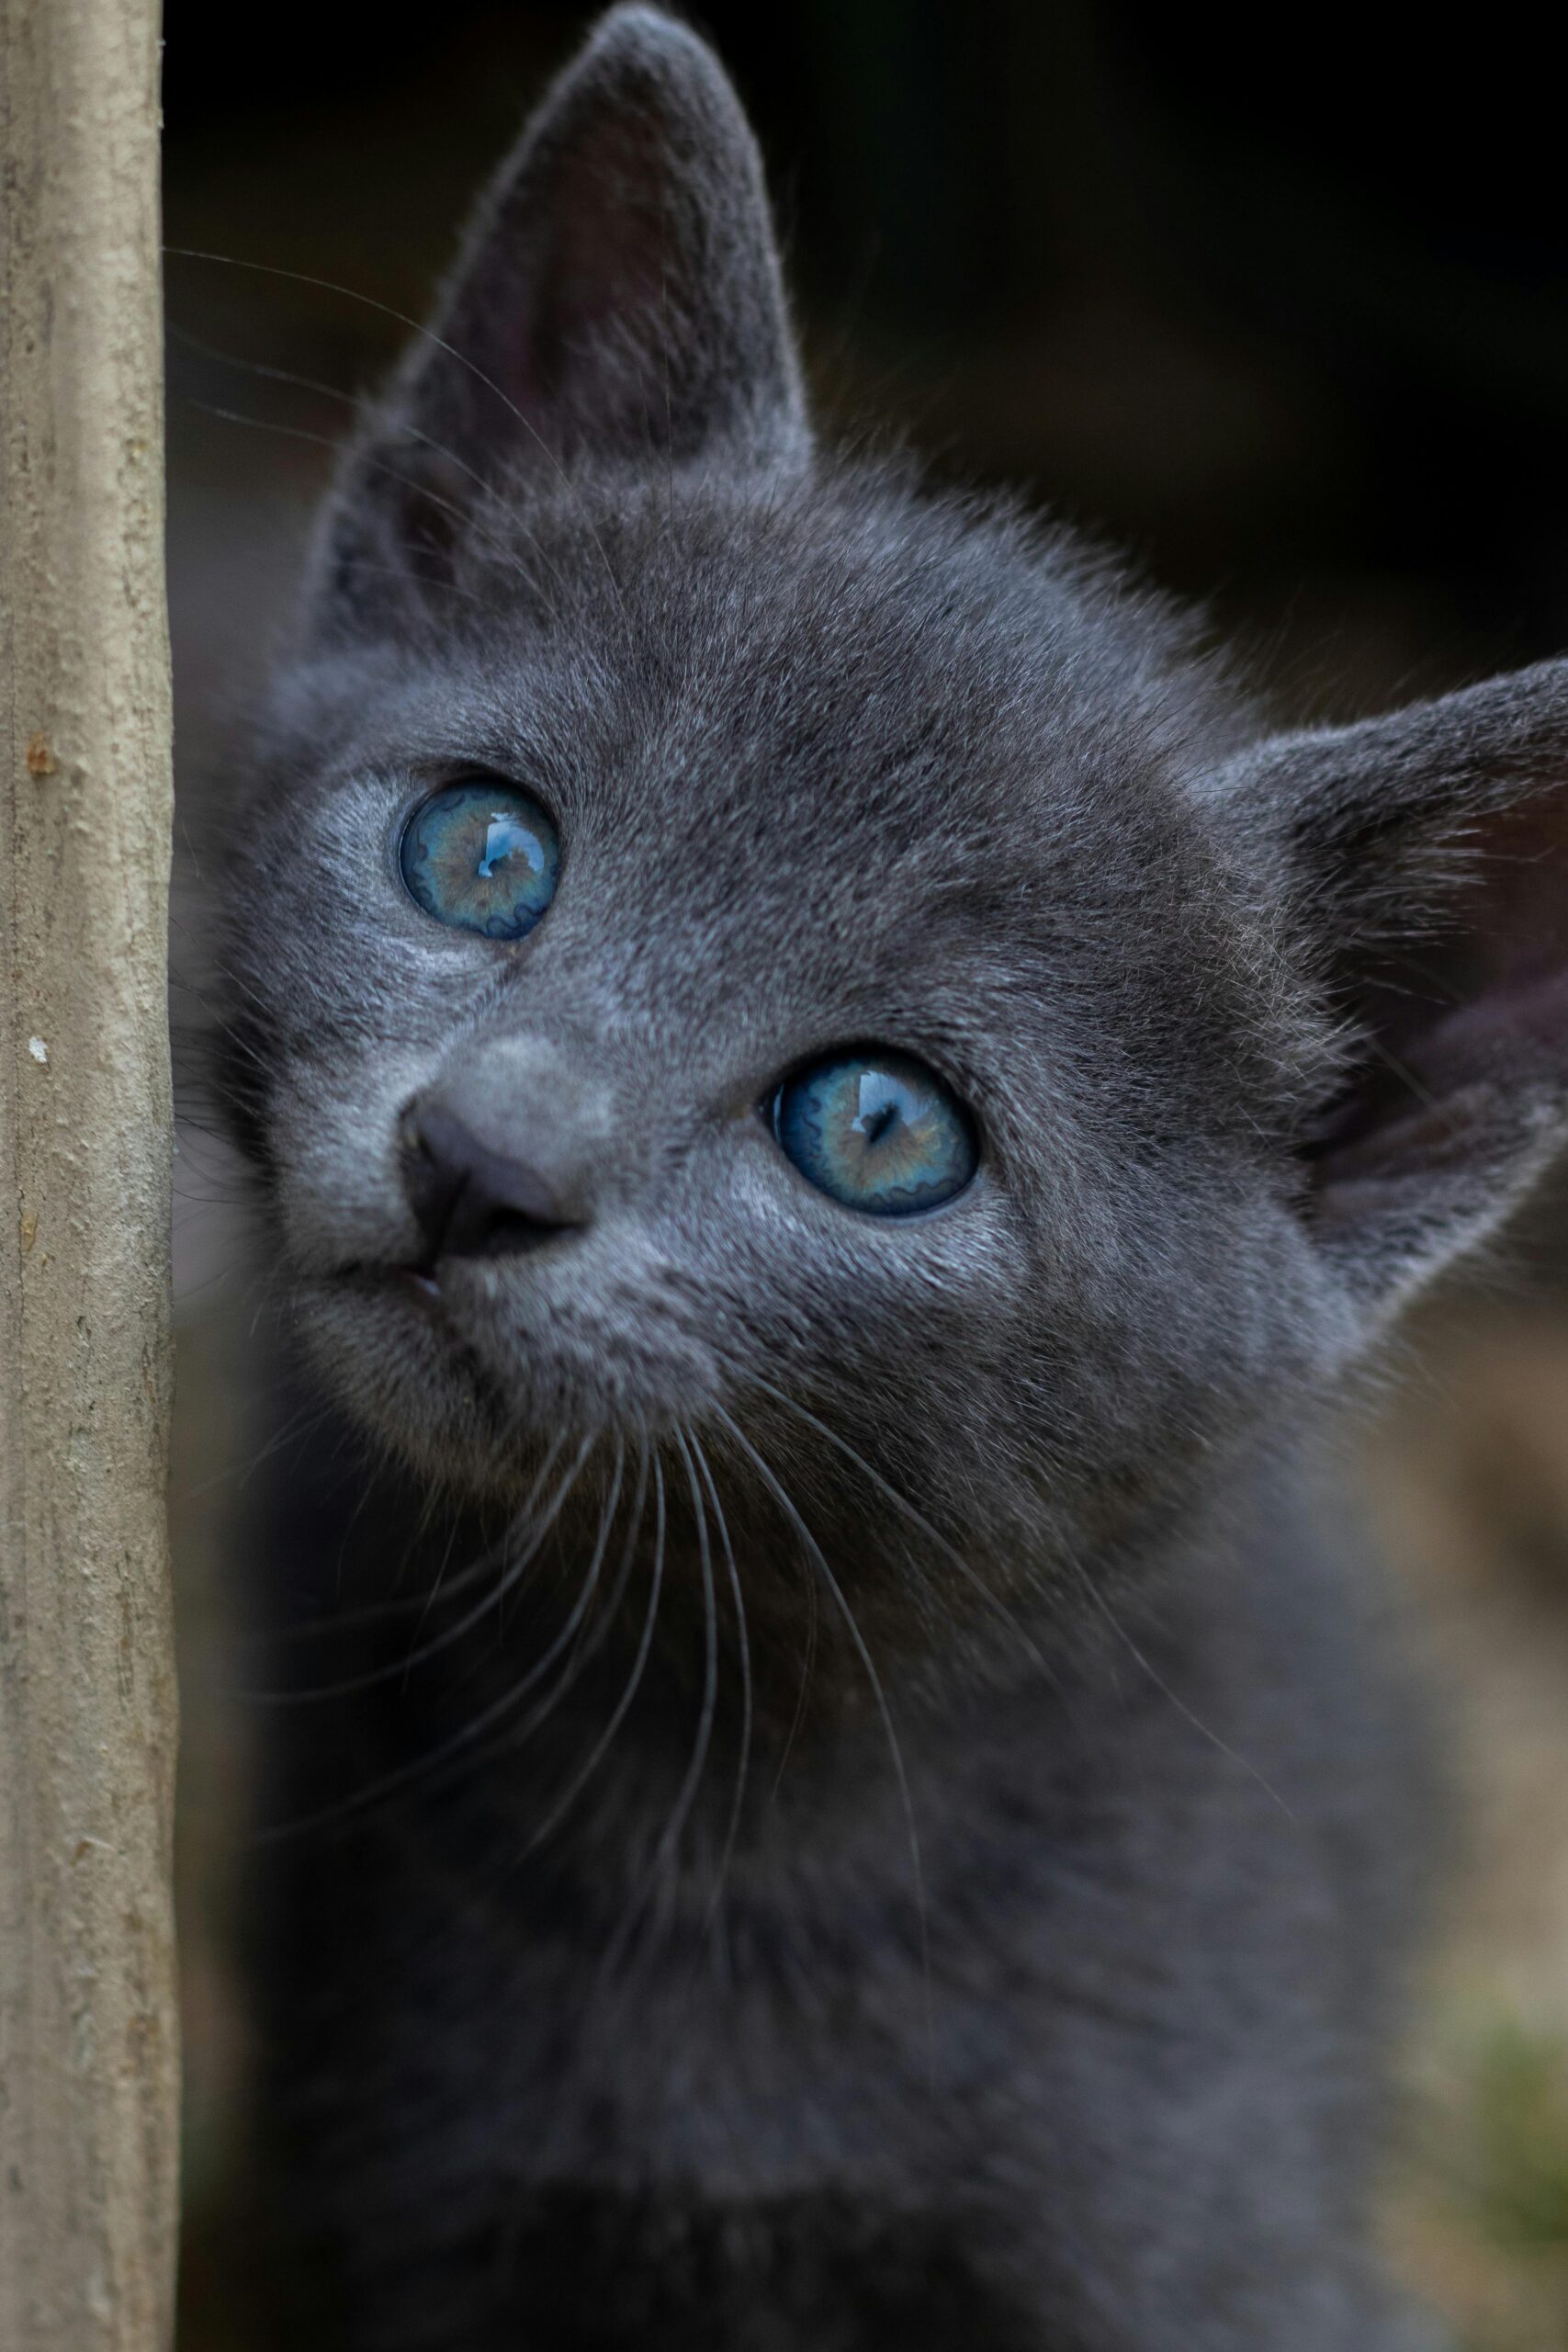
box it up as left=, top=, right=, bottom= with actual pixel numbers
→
left=315, top=6, right=808, bottom=623
left=1222, top=659, right=1568, bottom=1316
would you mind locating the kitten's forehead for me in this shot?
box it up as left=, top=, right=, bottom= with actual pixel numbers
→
left=243, top=471, right=1294, bottom=1145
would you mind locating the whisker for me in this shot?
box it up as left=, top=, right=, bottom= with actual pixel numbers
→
left=694, top=1431, right=750, bottom=1943
left=243, top=1431, right=592, bottom=1703
left=167, top=317, right=503, bottom=513
left=773, top=1518, right=819, bottom=1803
left=492, top=1433, right=626, bottom=1723
left=252, top=1434, right=567, bottom=1644
left=592, top=1428, right=720, bottom=1984
left=176, top=395, right=562, bottom=618
left=485, top=1431, right=646, bottom=1760
left=254, top=1433, right=612, bottom=1839
left=1059, top=1551, right=1298, bottom=1826
left=748, top=1374, right=1059, bottom=1687
left=711, top=1404, right=932, bottom=2059
left=510, top=1442, right=668, bottom=1862
left=395, top=1508, right=468, bottom=1691
left=182, top=1389, right=337, bottom=1502
left=165, top=245, right=636, bottom=645
left=654, top=1429, right=720, bottom=1884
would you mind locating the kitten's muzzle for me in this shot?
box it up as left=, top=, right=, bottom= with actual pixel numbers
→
left=400, top=1096, right=587, bottom=1264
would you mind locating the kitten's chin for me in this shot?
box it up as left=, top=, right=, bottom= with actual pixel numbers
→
left=292, top=1263, right=723, bottom=1498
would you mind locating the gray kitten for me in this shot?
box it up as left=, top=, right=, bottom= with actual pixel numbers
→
left=213, top=8, right=1568, bottom=2346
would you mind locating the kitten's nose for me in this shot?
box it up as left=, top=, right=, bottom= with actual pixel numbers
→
left=400, top=1098, right=585, bottom=1262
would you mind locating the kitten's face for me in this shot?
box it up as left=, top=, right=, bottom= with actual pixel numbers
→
left=218, top=6, right=1568, bottom=1630
left=226, top=470, right=1339, bottom=1580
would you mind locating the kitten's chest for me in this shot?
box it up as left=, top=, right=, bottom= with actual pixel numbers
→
left=299, top=1713, right=1174, bottom=2207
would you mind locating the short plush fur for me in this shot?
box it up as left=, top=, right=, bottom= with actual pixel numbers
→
left=213, top=11, right=1568, bottom=2347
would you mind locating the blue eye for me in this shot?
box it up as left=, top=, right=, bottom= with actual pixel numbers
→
left=400, top=779, right=559, bottom=939
left=771, top=1049, right=977, bottom=1216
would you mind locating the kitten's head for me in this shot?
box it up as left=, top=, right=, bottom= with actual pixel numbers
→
left=218, top=6, right=1568, bottom=1625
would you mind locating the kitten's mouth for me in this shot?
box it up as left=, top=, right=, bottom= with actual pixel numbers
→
left=312, top=1238, right=729, bottom=1462
left=336, top=1261, right=446, bottom=1314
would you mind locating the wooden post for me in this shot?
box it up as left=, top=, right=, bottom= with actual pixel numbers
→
left=0, top=0, right=179, bottom=2346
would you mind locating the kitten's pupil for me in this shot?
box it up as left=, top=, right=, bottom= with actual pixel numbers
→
left=859, top=1097, right=901, bottom=1149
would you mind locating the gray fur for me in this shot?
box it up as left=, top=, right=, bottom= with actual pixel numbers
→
left=213, top=10, right=1568, bottom=2346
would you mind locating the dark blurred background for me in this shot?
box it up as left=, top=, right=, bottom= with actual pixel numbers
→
left=162, top=9, right=1568, bottom=2346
